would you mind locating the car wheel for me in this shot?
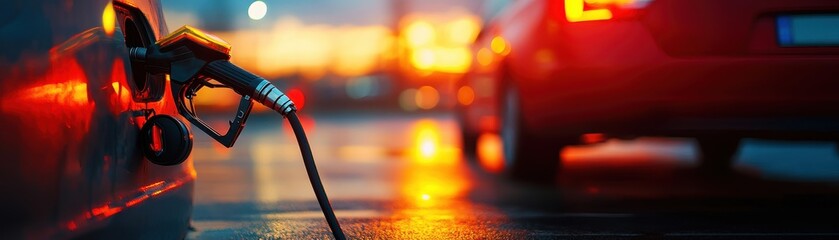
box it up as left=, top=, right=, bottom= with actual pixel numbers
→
left=500, top=83, right=570, bottom=183
left=696, top=137, right=740, bottom=172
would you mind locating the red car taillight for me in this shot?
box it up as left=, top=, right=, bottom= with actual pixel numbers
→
left=565, top=0, right=654, bottom=22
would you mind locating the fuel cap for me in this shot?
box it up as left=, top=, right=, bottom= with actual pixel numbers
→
left=140, top=115, right=193, bottom=166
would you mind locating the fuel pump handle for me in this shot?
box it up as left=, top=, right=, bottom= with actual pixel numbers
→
left=129, top=25, right=295, bottom=147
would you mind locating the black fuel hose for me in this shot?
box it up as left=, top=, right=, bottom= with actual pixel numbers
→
left=287, top=111, right=346, bottom=240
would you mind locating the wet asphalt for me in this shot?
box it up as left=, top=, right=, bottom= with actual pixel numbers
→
left=186, top=112, right=839, bottom=239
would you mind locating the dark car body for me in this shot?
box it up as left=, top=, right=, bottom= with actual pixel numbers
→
left=458, top=0, right=839, bottom=181
left=0, top=0, right=194, bottom=238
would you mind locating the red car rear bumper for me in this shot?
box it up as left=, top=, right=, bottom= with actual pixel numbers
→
left=521, top=49, right=839, bottom=139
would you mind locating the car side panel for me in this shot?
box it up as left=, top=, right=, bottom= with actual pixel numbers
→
left=0, top=0, right=193, bottom=238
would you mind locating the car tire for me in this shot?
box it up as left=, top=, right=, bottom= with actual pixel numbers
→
left=696, top=137, right=740, bottom=172
left=500, top=82, right=571, bottom=183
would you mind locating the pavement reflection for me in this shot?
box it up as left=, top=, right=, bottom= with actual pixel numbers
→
left=187, top=112, right=839, bottom=239
left=187, top=113, right=521, bottom=238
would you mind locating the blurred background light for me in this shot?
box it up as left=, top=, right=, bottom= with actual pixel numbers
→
left=248, top=1, right=267, bottom=20
left=399, top=88, right=419, bottom=112
left=405, top=21, right=436, bottom=47
left=286, top=88, right=306, bottom=111
left=476, top=48, right=493, bottom=66
left=477, top=133, right=504, bottom=173
left=456, top=86, right=475, bottom=106
left=415, top=86, right=440, bottom=110
left=490, top=36, right=509, bottom=55
left=162, top=0, right=486, bottom=112
left=346, top=76, right=379, bottom=99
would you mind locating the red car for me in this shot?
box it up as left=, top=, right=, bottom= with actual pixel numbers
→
left=458, top=0, right=839, bottom=182
left=0, top=1, right=194, bottom=238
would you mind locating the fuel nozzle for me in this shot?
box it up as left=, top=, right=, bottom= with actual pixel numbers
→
left=129, top=25, right=295, bottom=147
left=130, top=25, right=346, bottom=239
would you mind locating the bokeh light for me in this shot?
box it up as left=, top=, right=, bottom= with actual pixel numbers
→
left=248, top=1, right=267, bottom=20
left=410, top=49, right=436, bottom=70
left=215, top=18, right=393, bottom=79
left=457, top=86, right=475, bottom=106
left=345, top=76, right=379, bottom=99
left=490, top=36, right=509, bottom=55
left=407, top=119, right=459, bottom=165
left=415, top=86, right=440, bottom=110
left=399, top=88, right=419, bottom=112
left=447, top=16, right=481, bottom=44
left=412, top=120, right=442, bottom=163
left=476, top=48, right=493, bottom=66
left=286, top=88, right=306, bottom=111
left=405, top=21, right=436, bottom=47
left=399, top=11, right=481, bottom=74
left=477, top=133, right=504, bottom=173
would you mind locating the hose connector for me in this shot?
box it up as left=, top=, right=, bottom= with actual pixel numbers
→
left=254, top=79, right=296, bottom=116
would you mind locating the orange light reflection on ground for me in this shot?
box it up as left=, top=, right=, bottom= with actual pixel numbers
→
left=373, top=119, right=517, bottom=238
left=404, top=119, right=464, bottom=203
left=407, top=119, right=458, bottom=165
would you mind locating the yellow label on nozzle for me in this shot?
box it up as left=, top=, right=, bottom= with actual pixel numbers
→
left=157, top=25, right=231, bottom=55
